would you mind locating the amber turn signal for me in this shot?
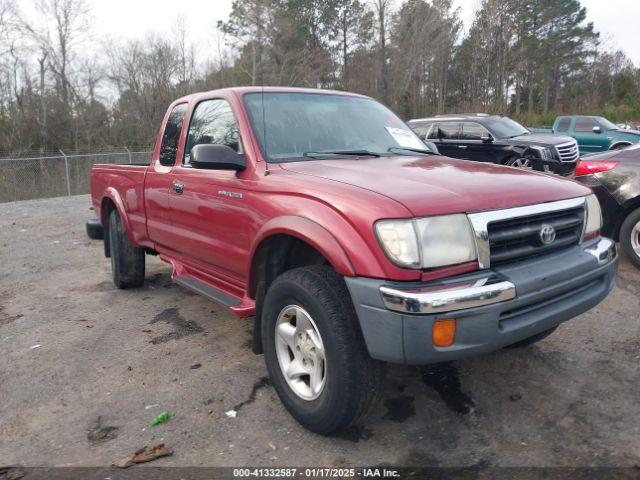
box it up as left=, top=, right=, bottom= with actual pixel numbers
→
left=432, top=319, right=456, bottom=347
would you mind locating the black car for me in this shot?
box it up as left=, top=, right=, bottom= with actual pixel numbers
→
left=575, top=144, right=640, bottom=269
left=408, top=114, right=579, bottom=176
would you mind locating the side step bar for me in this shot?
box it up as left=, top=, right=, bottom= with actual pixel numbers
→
left=173, top=275, right=241, bottom=308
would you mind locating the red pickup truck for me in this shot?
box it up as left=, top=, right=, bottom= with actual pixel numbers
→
left=90, top=87, right=618, bottom=434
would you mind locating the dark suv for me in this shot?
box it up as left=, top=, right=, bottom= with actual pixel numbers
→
left=408, top=114, right=579, bottom=176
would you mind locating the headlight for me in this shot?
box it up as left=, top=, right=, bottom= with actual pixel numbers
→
left=584, top=194, right=602, bottom=238
left=374, top=219, right=420, bottom=268
left=375, top=214, right=477, bottom=269
left=529, top=146, right=553, bottom=160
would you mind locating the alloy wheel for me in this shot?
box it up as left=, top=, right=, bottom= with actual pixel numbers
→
left=631, top=220, right=640, bottom=258
left=274, top=305, right=326, bottom=400
left=510, top=157, right=532, bottom=168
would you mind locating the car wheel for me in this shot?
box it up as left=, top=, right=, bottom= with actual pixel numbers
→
left=505, top=326, right=558, bottom=348
left=505, top=156, right=532, bottom=169
left=86, top=218, right=104, bottom=240
left=620, top=207, right=640, bottom=269
left=261, top=265, right=385, bottom=434
left=108, top=209, right=145, bottom=289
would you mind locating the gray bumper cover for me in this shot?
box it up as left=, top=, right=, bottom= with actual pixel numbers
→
left=345, top=238, right=618, bottom=365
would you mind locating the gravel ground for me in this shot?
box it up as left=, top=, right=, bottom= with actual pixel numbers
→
left=0, top=195, right=639, bottom=468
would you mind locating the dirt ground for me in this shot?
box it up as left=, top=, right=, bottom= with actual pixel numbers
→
left=0, top=195, right=639, bottom=468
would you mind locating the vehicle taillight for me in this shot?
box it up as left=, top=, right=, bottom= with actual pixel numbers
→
left=575, top=160, right=618, bottom=177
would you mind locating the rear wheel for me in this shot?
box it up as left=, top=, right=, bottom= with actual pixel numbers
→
left=108, top=209, right=145, bottom=289
left=506, top=326, right=558, bottom=348
left=261, top=265, right=385, bottom=434
left=620, top=207, right=640, bottom=269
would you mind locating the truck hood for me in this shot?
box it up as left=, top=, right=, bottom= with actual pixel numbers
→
left=280, top=155, right=590, bottom=217
left=506, top=133, right=575, bottom=147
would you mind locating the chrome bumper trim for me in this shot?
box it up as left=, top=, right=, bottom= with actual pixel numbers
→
left=380, top=275, right=516, bottom=315
left=584, top=237, right=616, bottom=265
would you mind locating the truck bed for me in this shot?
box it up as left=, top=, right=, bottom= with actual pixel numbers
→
left=90, top=163, right=150, bottom=244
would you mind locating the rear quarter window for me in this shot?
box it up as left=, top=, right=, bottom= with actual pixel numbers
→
left=410, top=123, right=431, bottom=139
left=159, top=103, right=188, bottom=166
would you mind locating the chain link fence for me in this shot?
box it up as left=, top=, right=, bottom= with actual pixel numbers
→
left=0, top=148, right=152, bottom=203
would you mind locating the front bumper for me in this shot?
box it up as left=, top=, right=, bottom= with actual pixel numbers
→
left=345, top=237, right=618, bottom=365
left=530, top=158, right=576, bottom=176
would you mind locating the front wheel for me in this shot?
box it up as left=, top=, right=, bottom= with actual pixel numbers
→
left=620, top=207, right=640, bottom=269
left=505, top=156, right=533, bottom=169
left=261, top=266, right=385, bottom=434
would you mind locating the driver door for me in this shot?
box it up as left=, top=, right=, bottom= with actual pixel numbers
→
left=573, top=117, right=610, bottom=153
left=168, top=97, right=252, bottom=283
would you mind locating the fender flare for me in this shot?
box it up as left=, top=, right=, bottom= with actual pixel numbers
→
left=248, top=215, right=356, bottom=295
left=101, top=187, right=136, bottom=246
left=609, top=141, right=633, bottom=151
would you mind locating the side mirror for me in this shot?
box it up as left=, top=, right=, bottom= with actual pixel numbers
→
left=592, top=126, right=602, bottom=134
left=190, top=144, right=246, bottom=171
left=480, top=134, right=494, bottom=143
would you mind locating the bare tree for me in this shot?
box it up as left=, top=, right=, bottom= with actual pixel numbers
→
left=173, top=15, right=196, bottom=93
left=372, top=0, right=391, bottom=104
left=20, top=0, right=89, bottom=109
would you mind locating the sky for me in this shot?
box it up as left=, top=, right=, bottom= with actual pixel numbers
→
left=87, top=0, right=640, bottom=66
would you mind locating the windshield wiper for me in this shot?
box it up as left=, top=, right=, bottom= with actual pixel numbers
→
left=388, top=146, right=435, bottom=156
left=303, top=149, right=382, bottom=159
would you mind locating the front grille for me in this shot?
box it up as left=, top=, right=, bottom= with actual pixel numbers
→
left=488, top=207, right=585, bottom=266
left=555, top=141, right=579, bottom=163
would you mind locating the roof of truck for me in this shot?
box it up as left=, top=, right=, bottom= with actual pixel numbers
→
left=173, top=86, right=371, bottom=104
left=409, top=113, right=500, bottom=123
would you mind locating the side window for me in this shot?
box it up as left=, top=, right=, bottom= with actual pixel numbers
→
left=574, top=117, right=597, bottom=132
left=183, top=99, right=240, bottom=165
left=159, top=103, right=188, bottom=167
left=438, top=122, right=460, bottom=140
left=427, top=123, right=439, bottom=140
left=461, top=122, right=490, bottom=140
left=556, top=117, right=571, bottom=133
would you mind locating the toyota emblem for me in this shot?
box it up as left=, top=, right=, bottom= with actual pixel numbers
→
left=539, top=224, right=556, bottom=245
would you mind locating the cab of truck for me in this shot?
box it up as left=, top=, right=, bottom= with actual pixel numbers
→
left=551, top=115, right=640, bottom=154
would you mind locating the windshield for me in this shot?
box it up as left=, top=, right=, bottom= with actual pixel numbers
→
left=596, top=117, right=619, bottom=131
left=243, top=92, right=429, bottom=162
left=484, top=117, right=530, bottom=139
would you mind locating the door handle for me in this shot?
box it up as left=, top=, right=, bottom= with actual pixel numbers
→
left=172, top=180, right=184, bottom=195
left=458, top=145, right=468, bottom=149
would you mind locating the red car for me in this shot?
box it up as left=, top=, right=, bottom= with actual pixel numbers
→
left=90, top=87, right=617, bottom=434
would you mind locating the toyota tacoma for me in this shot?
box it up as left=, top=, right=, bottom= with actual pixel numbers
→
left=89, top=87, right=618, bottom=434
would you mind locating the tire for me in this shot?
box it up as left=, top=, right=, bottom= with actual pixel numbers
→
left=108, top=209, right=145, bottom=289
left=505, top=156, right=532, bottom=169
left=505, top=326, right=558, bottom=349
left=86, top=218, right=104, bottom=240
left=261, top=265, right=385, bottom=434
left=619, top=207, right=640, bottom=269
